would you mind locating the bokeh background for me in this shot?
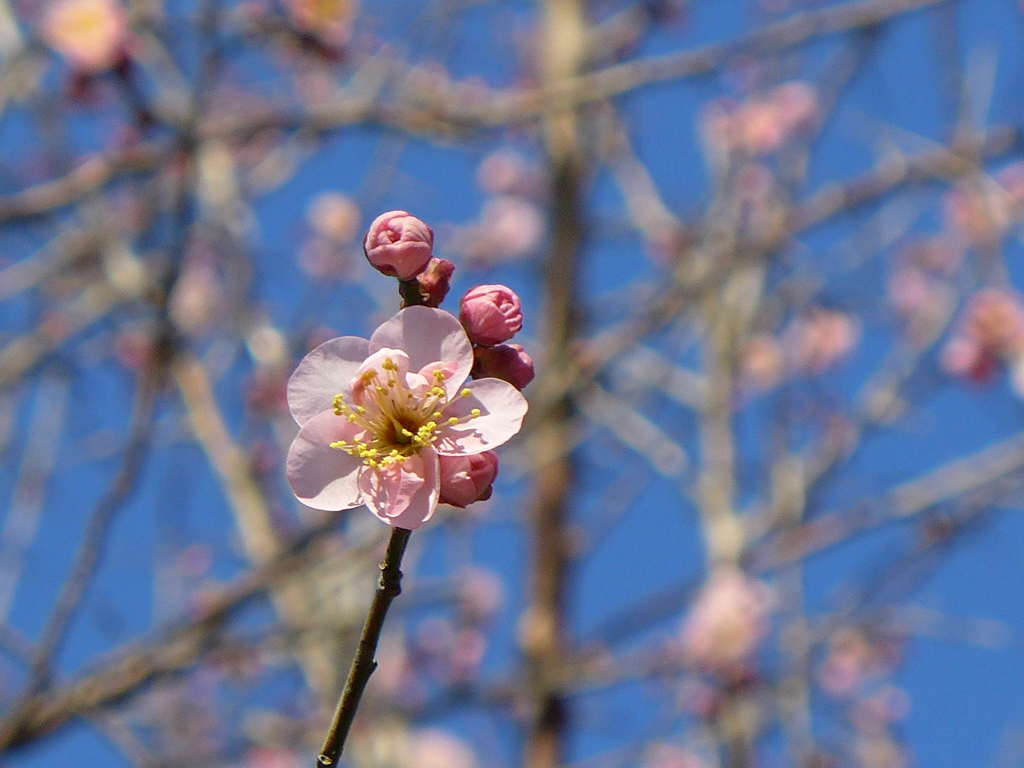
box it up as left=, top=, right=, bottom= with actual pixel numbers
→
left=1, top=0, right=1024, bottom=766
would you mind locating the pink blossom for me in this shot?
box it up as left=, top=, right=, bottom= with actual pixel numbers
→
left=438, top=451, right=499, bottom=507
left=285, top=306, right=528, bottom=529
left=471, top=343, right=535, bottom=389
left=363, top=210, right=434, bottom=280
left=459, top=284, right=523, bottom=345
left=681, top=569, right=772, bottom=673
left=42, top=0, right=129, bottom=74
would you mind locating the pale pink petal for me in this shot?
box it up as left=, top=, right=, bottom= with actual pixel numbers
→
left=356, top=347, right=411, bottom=379
left=414, top=360, right=460, bottom=397
left=351, top=347, right=410, bottom=407
left=369, top=306, right=473, bottom=398
left=286, top=411, right=365, bottom=510
left=434, top=378, right=528, bottom=455
left=288, top=336, right=370, bottom=425
left=358, top=449, right=440, bottom=529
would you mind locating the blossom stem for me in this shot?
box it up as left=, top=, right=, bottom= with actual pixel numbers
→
left=398, top=278, right=426, bottom=307
left=316, top=526, right=412, bottom=767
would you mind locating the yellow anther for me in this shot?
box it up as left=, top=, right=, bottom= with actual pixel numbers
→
left=470, top=408, right=481, bottom=418
left=382, top=357, right=396, bottom=370
left=347, top=414, right=356, bottom=422
left=431, top=387, right=445, bottom=397
left=448, top=417, right=459, bottom=425
left=432, top=411, right=442, bottom=418
left=356, top=406, right=366, bottom=414
left=433, top=369, right=445, bottom=380
left=461, top=388, right=471, bottom=398
left=330, top=440, right=346, bottom=449
left=401, top=428, right=414, bottom=437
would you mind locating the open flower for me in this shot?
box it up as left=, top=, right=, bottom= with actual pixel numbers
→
left=286, top=306, right=528, bottom=529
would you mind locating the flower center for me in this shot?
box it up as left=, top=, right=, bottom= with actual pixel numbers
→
left=328, top=355, right=479, bottom=472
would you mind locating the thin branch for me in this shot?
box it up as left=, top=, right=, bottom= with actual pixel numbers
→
left=316, top=526, right=411, bottom=768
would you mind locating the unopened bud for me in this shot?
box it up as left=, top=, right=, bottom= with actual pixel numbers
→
left=438, top=451, right=499, bottom=508
left=363, top=210, right=434, bottom=280
left=459, top=284, right=523, bottom=345
left=472, top=343, right=534, bottom=389
left=415, top=257, right=455, bottom=307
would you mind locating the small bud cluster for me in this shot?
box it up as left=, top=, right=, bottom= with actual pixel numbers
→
left=362, top=210, right=535, bottom=508
left=459, top=285, right=535, bottom=391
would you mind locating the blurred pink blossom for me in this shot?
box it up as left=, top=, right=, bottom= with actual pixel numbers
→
left=739, top=333, right=784, bottom=391
left=42, top=0, right=129, bottom=74
left=941, top=288, right=1024, bottom=385
left=887, top=267, right=954, bottom=343
left=405, top=729, right=476, bottom=768
left=285, top=306, right=528, bottom=529
left=244, top=746, right=303, bottom=768
left=457, top=196, right=546, bottom=264
left=681, top=569, right=772, bottom=673
left=784, top=308, right=860, bottom=374
left=449, top=628, right=487, bottom=679
left=642, top=744, right=708, bottom=768
left=307, top=192, right=360, bottom=242
left=941, top=164, right=1024, bottom=248
left=286, top=0, right=359, bottom=46
left=818, top=629, right=874, bottom=697
left=457, top=568, right=504, bottom=623
left=170, top=261, right=223, bottom=336
left=476, top=150, right=545, bottom=197
left=701, top=81, right=819, bottom=157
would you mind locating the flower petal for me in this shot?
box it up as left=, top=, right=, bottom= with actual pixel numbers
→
left=358, top=448, right=440, bottom=529
left=286, top=410, right=365, bottom=510
left=369, top=306, right=473, bottom=399
left=434, top=378, right=528, bottom=455
left=288, top=336, right=370, bottom=425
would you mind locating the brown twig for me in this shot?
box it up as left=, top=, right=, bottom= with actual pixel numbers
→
left=315, top=525, right=412, bottom=767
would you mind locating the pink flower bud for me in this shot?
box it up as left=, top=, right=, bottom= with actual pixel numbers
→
left=459, top=284, right=523, bottom=345
left=363, top=210, right=434, bottom=280
left=415, top=257, right=455, bottom=307
left=438, top=452, right=499, bottom=508
left=472, top=343, right=534, bottom=390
